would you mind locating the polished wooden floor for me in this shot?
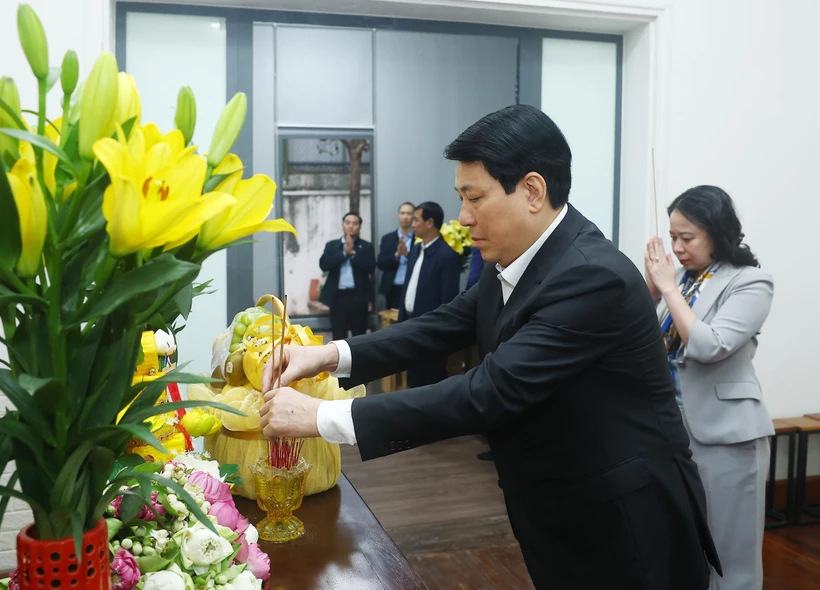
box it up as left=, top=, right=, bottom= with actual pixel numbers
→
left=341, top=436, right=820, bottom=589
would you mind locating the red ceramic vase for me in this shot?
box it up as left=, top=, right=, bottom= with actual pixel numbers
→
left=16, top=518, right=110, bottom=589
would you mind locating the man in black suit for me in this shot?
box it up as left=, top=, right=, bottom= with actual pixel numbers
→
left=261, top=105, right=721, bottom=589
left=318, top=212, right=376, bottom=341
left=376, top=202, right=415, bottom=309
left=400, top=201, right=461, bottom=387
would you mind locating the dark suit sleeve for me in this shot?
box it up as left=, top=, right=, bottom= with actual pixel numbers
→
left=377, top=234, right=399, bottom=272
left=350, top=241, right=376, bottom=273
left=351, top=265, right=626, bottom=461
left=440, top=251, right=461, bottom=306
left=347, top=284, right=479, bottom=384
left=319, top=241, right=345, bottom=272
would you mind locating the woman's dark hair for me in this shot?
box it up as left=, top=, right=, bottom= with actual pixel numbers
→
left=668, top=185, right=759, bottom=267
left=443, top=105, right=572, bottom=209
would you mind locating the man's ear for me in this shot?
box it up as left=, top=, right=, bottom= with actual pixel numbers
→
left=523, top=172, right=548, bottom=213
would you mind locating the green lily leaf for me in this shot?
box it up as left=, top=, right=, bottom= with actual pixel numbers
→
left=0, top=370, right=55, bottom=446
left=118, top=492, right=145, bottom=523
left=0, top=128, right=76, bottom=175
left=0, top=285, right=47, bottom=308
left=76, top=254, right=201, bottom=324
left=0, top=470, right=18, bottom=531
left=174, top=282, right=194, bottom=321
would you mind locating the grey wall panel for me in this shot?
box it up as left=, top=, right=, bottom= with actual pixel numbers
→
left=251, top=24, right=282, bottom=302
left=374, top=31, right=517, bottom=240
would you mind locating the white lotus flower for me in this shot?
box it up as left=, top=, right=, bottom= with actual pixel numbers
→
left=176, top=522, right=233, bottom=567
left=143, top=568, right=192, bottom=590
left=232, top=571, right=263, bottom=590
left=175, top=454, right=222, bottom=479
left=244, top=523, right=259, bottom=544
left=155, top=329, right=177, bottom=356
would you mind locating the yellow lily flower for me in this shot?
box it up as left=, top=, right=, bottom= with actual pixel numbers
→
left=142, top=123, right=186, bottom=157
left=7, top=158, right=47, bottom=277
left=93, top=125, right=235, bottom=257
left=197, top=156, right=295, bottom=251
left=18, top=117, right=62, bottom=198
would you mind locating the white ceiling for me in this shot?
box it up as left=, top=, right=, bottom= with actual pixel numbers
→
left=125, top=0, right=647, bottom=34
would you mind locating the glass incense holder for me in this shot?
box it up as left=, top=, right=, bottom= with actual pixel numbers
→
left=251, top=457, right=312, bottom=543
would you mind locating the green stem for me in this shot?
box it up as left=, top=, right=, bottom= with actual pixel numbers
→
left=34, top=79, right=52, bottom=204
left=47, top=250, right=66, bottom=382
left=0, top=267, right=40, bottom=299
left=58, top=159, right=92, bottom=243
left=59, top=96, right=70, bottom=148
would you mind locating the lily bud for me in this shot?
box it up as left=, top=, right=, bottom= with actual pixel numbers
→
left=174, top=86, right=197, bottom=146
left=7, top=159, right=47, bottom=278
left=0, top=77, right=22, bottom=161
left=207, top=92, right=246, bottom=168
left=78, top=52, right=119, bottom=160
left=60, top=50, right=79, bottom=96
left=112, top=72, right=141, bottom=131
left=17, top=5, right=49, bottom=81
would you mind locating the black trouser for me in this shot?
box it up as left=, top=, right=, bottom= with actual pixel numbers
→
left=330, top=290, right=368, bottom=341
left=385, top=285, right=403, bottom=310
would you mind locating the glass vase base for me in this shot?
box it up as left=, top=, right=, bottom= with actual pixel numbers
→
left=257, top=515, right=305, bottom=543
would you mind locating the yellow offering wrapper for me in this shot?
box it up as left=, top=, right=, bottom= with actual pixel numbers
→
left=191, top=295, right=365, bottom=500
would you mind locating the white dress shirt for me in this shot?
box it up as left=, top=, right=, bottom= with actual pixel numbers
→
left=403, top=237, right=439, bottom=314
left=316, top=207, right=568, bottom=445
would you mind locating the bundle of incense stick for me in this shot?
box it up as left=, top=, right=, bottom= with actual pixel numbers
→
left=267, top=296, right=304, bottom=470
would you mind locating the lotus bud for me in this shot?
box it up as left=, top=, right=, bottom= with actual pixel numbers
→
left=174, top=86, right=197, bottom=146
left=17, top=5, right=49, bottom=81
left=78, top=51, right=119, bottom=160
left=60, top=50, right=79, bottom=96
left=0, top=77, right=22, bottom=161
left=207, top=92, right=246, bottom=168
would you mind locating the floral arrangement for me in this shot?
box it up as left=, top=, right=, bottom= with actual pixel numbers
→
left=440, top=220, right=473, bottom=272
left=0, top=1, right=295, bottom=558
left=1, top=454, right=270, bottom=590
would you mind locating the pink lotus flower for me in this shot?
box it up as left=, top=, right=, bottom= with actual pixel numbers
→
left=235, top=513, right=249, bottom=535
left=111, top=549, right=140, bottom=590
left=111, top=491, right=165, bottom=521
left=235, top=533, right=249, bottom=562
left=245, top=543, right=271, bottom=581
left=208, top=500, right=241, bottom=531
left=188, top=471, right=231, bottom=504
left=7, top=569, right=19, bottom=590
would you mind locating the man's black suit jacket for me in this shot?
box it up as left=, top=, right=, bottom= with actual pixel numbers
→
left=341, top=205, right=721, bottom=589
left=318, top=237, right=376, bottom=307
left=398, top=238, right=461, bottom=321
left=376, top=229, right=413, bottom=296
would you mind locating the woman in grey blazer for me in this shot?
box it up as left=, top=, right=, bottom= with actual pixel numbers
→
left=645, top=185, right=773, bottom=590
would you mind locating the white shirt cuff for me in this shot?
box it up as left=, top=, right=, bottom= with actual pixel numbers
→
left=330, top=340, right=352, bottom=378
left=316, top=399, right=357, bottom=445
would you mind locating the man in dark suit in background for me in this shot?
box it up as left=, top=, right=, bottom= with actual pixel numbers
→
left=400, top=201, right=461, bottom=387
left=318, top=212, right=376, bottom=341
left=262, top=105, right=721, bottom=589
left=377, top=202, right=415, bottom=309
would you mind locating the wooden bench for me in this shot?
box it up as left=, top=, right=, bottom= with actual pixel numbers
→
left=766, top=418, right=799, bottom=528
left=779, top=416, right=820, bottom=525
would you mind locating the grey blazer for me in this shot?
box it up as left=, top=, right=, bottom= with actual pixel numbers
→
left=657, top=264, right=774, bottom=445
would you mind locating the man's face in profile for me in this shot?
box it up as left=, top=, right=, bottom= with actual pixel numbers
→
left=456, top=162, right=530, bottom=267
